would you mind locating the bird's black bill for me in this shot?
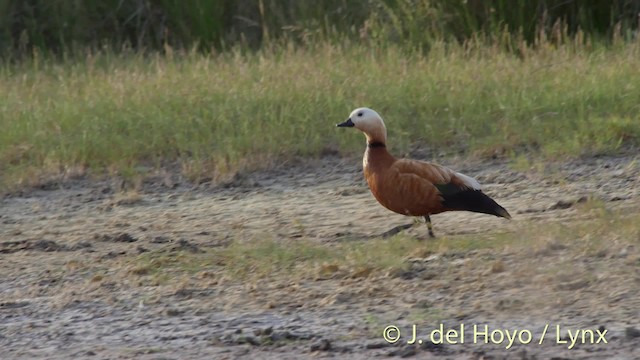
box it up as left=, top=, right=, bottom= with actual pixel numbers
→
left=336, top=118, right=354, bottom=127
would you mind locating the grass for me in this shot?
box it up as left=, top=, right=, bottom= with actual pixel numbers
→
left=3, top=1, right=639, bottom=53
left=126, top=207, right=639, bottom=285
left=1, top=40, right=640, bottom=191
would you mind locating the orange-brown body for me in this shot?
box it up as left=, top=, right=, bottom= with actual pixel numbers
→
left=364, top=146, right=467, bottom=216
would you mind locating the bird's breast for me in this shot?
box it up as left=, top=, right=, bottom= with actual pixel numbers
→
left=364, top=166, right=413, bottom=215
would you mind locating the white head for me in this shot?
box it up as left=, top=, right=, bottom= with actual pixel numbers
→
left=336, top=107, right=387, bottom=144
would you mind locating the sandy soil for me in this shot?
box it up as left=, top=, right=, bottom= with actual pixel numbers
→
left=1, top=152, right=639, bottom=359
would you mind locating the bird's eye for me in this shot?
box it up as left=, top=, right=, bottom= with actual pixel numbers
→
left=357, top=112, right=363, bottom=117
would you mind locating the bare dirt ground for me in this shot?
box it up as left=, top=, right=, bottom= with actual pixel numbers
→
left=1, top=152, right=639, bottom=359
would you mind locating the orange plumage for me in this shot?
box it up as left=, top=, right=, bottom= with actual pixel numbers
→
left=337, top=107, right=511, bottom=238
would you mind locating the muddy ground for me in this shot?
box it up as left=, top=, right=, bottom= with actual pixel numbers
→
left=1, top=152, right=639, bottom=359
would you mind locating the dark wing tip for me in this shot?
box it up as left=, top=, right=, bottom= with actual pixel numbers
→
left=497, top=208, right=512, bottom=220
left=440, top=188, right=511, bottom=219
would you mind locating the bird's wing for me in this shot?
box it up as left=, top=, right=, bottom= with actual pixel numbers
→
left=389, top=159, right=508, bottom=218
left=376, top=159, right=447, bottom=214
left=392, top=159, right=447, bottom=182
left=392, top=159, right=482, bottom=195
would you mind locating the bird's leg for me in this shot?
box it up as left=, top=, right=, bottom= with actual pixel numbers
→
left=380, top=223, right=415, bottom=238
left=425, top=215, right=435, bottom=238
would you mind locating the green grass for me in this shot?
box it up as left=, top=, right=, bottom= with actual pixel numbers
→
left=1, top=40, right=640, bottom=190
left=2, top=1, right=638, bottom=53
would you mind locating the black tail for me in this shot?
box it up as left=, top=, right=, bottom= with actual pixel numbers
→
left=441, top=189, right=511, bottom=219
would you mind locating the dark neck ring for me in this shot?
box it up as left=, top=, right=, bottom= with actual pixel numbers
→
left=367, top=141, right=386, bottom=148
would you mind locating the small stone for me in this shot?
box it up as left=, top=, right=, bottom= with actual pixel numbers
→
left=239, top=335, right=260, bottom=346
left=115, top=233, right=137, bottom=242
left=491, top=260, right=505, bottom=273
left=254, top=327, right=273, bottom=336
left=71, top=241, right=92, bottom=250
left=411, top=299, right=432, bottom=309
left=310, top=339, right=331, bottom=352
left=32, top=239, right=64, bottom=252
left=364, top=341, right=388, bottom=349
left=625, top=326, right=640, bottom=339
left=387, top=346, right=416, bottom=358
left=151, top=236, right=171, bottom=243
left=164, top=308, right=183, bottom=317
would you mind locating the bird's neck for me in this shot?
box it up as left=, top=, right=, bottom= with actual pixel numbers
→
left=363, top=141, right=395, bottom=174
left=364, top=127, right=387, bottom=146
left=362, top=127, right=392, bottom=173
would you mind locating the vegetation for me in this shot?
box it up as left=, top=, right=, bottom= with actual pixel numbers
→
left=2, top=1, right=639, bottom=54
left=2, top=37, right=640, bottom=190
left=1, top=1, right=640, bottom=190
left=127, top=206, right=638, bottom=284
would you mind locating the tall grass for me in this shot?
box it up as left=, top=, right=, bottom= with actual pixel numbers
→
left=1, top=37, right=639, bottom=190
left=1, top=0, right=639, bottom=55
left=0, top=0, right=228, bottom=54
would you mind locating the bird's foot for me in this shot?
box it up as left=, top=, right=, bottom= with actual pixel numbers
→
left=380, top=223, right=415, bottom=238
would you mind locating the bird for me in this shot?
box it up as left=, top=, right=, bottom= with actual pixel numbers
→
left=336, top=107, right=511, bottom=238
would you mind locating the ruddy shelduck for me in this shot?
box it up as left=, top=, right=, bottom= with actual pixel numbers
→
left=337, top=107, right=511, bottom=238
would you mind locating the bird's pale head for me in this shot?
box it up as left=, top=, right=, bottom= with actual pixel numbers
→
left=336, top=107, right=387, bottom=144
